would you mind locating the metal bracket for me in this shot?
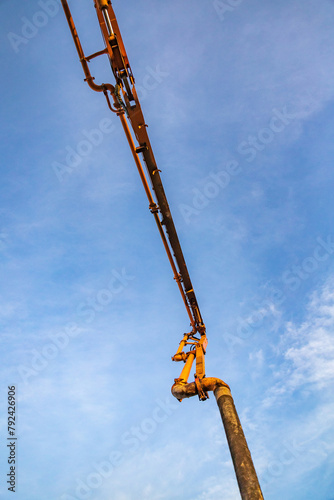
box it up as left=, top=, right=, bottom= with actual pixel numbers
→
left=149, top=203, right=159, bottom=214
left=194, top=375, right=209, bottom=401
left=135, top=145, right=148, bottom=154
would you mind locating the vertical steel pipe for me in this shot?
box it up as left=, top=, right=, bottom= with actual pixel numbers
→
left=172, top=378, right=264, bottom=499
left=214, top=385, right=264, bottom=500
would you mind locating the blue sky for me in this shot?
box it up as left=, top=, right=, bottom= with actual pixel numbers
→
left=1, top=0, right=334, bottom=498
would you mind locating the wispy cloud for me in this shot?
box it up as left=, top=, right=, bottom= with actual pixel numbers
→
left=281, top=277, right=334, bottom=392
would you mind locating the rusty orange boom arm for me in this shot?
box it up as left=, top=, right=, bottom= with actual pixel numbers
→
left=60, top=0, right=206, bottom=388
left=94, top=0, right=205, bottom=334
left=60, top=3, right=265, bottom=497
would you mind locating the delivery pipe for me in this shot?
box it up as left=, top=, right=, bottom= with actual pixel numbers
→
left=172, top=378, right=264, bottom=500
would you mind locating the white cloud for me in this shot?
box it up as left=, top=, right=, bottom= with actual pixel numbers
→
left=249, top=348, right=264, bottom=370
left=284, top=278, right=334, bottom=391
left=259, top=277, right=334, bottom=411
left=252, top=277, right=334, bottom=496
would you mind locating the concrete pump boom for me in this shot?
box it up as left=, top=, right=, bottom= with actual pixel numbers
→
left=60, top=2, right=264, bottom=498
